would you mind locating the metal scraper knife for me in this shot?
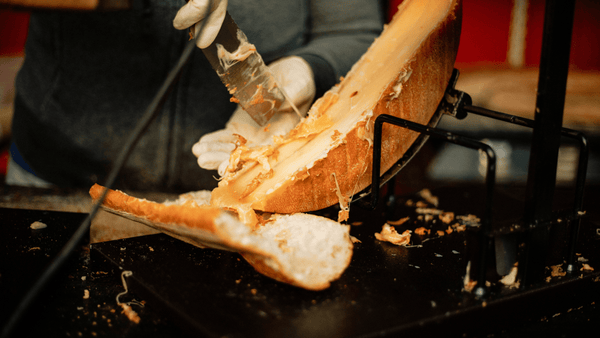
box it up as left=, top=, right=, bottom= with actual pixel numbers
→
left=200, top=12, right=286, bottom=126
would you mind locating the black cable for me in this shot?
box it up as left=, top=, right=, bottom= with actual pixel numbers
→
left=1, top=3, right=212, bottom=336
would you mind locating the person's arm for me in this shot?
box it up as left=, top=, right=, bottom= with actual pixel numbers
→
left=289, top=0, right=384, bottom=98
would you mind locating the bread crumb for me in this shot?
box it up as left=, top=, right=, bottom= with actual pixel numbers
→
left=350, top=236, right=361, bottom=244
left=415, top=208, right=443, bottom=215
left=374, top=224, right=411, bottom=246
left=30, top=221, right=47, bottom=230
left=120, top=304, right=140, bottom=324
left=250, top=289, right=258, bottom=295
left=387, top=217, right=409, bottom=226
left=351, top=221, right=363, bottom=226
left=414, top=227, right=430, bottom=236
left=417, top=189, right=439, bottom=207
left=415, top=201, right=428, bottom=208
left=451, top=222, right=466, bottom=232
left=436, top=230, right=445, bottom=237
left=445, top=226, right=453, bottom=235
left=440, top=212, right=454, bottom=224
left=499, top=265, right=519, bottom=289
left=581, top=263, right=594, bottom=271
left=456, top=214, right=481, bottom=226
left=550, top=264, right=566, bottom=277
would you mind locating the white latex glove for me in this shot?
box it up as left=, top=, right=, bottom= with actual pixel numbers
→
left=173, top=0, right=228, bottom=49
left=193, top=56, right=316, bottom=176
left=269, top=56, right=316, bottom=114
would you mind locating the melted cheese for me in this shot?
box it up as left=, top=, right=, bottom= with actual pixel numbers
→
left=211, top=0, right=455, bottom=211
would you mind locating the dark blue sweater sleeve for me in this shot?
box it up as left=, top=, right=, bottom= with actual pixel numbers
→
left=289, top=0, right=384, bottom=98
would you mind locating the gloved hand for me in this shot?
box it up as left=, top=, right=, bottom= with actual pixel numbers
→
left=193, top=56, right=316, bottom=176
left=173, top=0, right=228, bottom=49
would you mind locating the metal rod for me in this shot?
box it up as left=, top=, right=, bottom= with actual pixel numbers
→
left=522, top=0, right=576, bottom=286
left=371, top=114, right=496, bottom=297
left=566, top=131, right=589, bottom=272
left=463, top=104, right=589, bottom=274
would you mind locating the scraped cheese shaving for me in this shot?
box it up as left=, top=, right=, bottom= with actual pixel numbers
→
left=216, top=30, right=256, bottom=73
left=388, top=67, right=413, bottom=103
left=375, top=224, right=411, bottom=246
left=331, top=172, right=350, bottom=222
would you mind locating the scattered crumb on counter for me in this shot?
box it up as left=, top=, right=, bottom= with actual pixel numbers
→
left=83, top=290, right=90, bottom=299
left=463, top=262, right=477, bottom=293
left=440, top=212, right=454, bottom=224
left=414, top=227, right=430, bottom=235
left=550, top=264, right=567, bottom=277
left=499, top=265, right=520, bottom=289
left=417, top=189, right=439, bottom=207
left=581, top=263, right=594, bottom=271
left=375, top=224, right=411, bottom=246
left=120, top=304, right=140, bottom=324
left=456, top=214, right=481, bottom=226
left=451, top=222, right=466, bottom=232
left=387, top=216, right=409, bottom=226
left=415, top=201, right=428, bottom=208
left=415, top=208, right=443, bottom=215
left=30, top=221, right=47, bottom=229
left=350, top=236, right=362, bottom=243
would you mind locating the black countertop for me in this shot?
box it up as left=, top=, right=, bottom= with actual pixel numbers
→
left=1, top=184, right=600, bottom=337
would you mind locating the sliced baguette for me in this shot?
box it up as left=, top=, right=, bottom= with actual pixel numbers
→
left=211, top=0, right=462, bottom=214
left=89, top=184, right=353, bottom=290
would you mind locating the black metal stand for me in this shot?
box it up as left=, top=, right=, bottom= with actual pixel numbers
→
left=360, top=0, right=584, bottom=299
left=522, top=0, right=577, bottom=287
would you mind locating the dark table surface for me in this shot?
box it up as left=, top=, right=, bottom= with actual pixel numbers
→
left=1, top=183, right=600, bottom=338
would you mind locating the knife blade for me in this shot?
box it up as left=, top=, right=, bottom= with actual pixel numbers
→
left=200, top=11, right=286, bottom=126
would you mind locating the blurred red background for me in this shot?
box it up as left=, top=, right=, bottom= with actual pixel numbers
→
left=2, top=1, right=600, bottom=69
